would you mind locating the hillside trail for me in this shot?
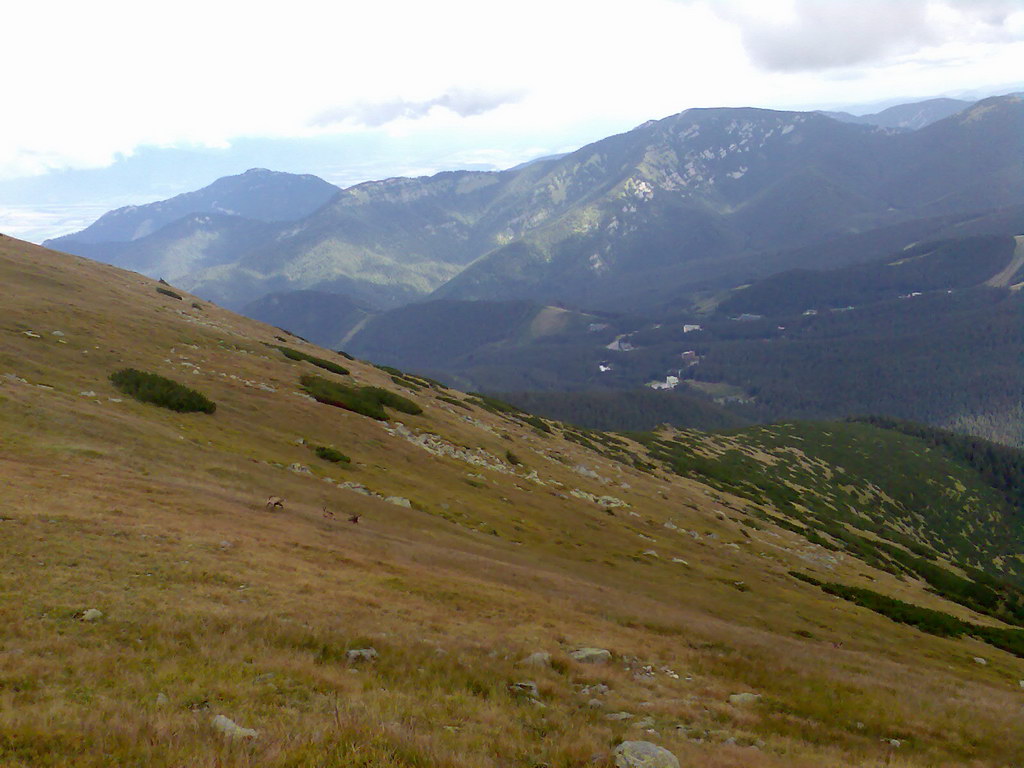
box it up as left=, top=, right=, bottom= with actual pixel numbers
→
left=984, top=234, right=1024, bottom=287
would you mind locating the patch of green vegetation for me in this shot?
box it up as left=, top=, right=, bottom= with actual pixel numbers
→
left=466, top=392, right=522, bottom=415
left=300, top=375, right=422, bottom=420
left=276, top=346, right=350, bottom=376
left=109, top=368, right=215, bottom=414
left=792, top=572, right=1024, bottom=657
left=637, top=421, right=1024, bottom=590
left=521, top=414, right=551, bottom=434
left=437, top=395, right=473, bottom=411
left=313, top=445, right=351, bottom=464
left=155, top=286, right=182, bottom=300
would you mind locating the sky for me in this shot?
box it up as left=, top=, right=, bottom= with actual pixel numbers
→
left=2, top=0, right=1023, bottom=240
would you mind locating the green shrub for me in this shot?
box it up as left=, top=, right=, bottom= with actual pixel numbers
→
left=300, top=375, right=421, bottom=420
left=109, top=368, right=216, bottom=414
left=314, top=446, right=351, bottom=464
left=276, top=346, right=349, bottom=376
left=437, top=395, right=473, bottom=411
left=521, top=414, right=551, bottom=434
left=155, top=287, right=183, bottom=300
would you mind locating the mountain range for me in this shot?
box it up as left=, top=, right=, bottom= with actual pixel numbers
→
left=38, top=93, right=1024, bottom=444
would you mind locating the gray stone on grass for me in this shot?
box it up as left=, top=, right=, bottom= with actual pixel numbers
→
left=211, top=714, right=258, bottom=739
left=155, top=692, right=169, bottom=706
left=80, top=608, right=103, bottom=622
left=728, top=692, right=761, bottom=705
left=606, top=711, right=633, bottom=721
left=385, top=496, right=412, bottom=508
left=613, top=740, right=679, bottom=768
left=518, top=651, right=551, bottom=667
left=571, top=647, right=611, bottom=664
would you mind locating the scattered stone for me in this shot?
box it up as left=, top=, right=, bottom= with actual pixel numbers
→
left=218, top=540, right=233, bottom=550
left=519, top=651, right=552, bottom=667
left=634, top=716, right=656, bottom=729
left=51, top=331, right=65, bottom=337
left=509, top=681, right=539, bottom=698
left=288, top=463, right=311, bottom=475
left=580, top=683, right=609, bottom=696
left=80, top=608, right=103, bottom=622
left=155, top=692, right=169, bottom=706
left=884, top=738, right=901, bottom=748
left=385, top=496, right=412, bottom=508
left=211, top=714, right=258, bottom=739
left=642, top=550, right=659, bottom=558
left=606, top=712, right=633, bottom=721
left=728, top=692, right=761, bottom=705
left=22, top=331, right=41, bottom=338
left=79, top=391, right=97, bottom=397
left=973, top=656, right=987, bottom=665
left=1019, top=680, right=1024, bottom=688
left=613, top=740, right=679, bottom=768
left=347, top=648, right=378, bottom=663
left=587, top=698, right=605, bottom=708
left=571, top=647, right=612, bottom=664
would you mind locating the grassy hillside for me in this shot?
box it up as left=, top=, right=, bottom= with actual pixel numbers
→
left=2, top=235, right=1024, bottom=767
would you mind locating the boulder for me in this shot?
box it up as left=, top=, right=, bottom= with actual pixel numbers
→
left=80, top=608, right=103, bottom=622
left=571, top=647, right=611, bottom=664
left=973, top=656, right=987, bottom=665
left=211, top=714, right=258, bottom=739
left=613, top=740, right=679, bottom=768
left=385, top=496, right=412, bottom=508
left=518, top=651, right=552, bottom=667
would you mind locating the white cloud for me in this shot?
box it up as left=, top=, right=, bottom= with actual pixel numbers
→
left=0, top=0, right=1021, bottom=181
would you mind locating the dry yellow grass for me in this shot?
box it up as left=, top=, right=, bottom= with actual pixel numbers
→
left=1, top=234, right=1022, bottom=766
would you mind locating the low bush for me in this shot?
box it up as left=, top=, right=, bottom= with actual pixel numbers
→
left=276, top=346, right=349, bottom=376
left=314, top=446, right=350, bottom=464
left=109, top=368, right=216, bottom=413
left=300, top=375, right=421, bottom=420
left=155, top=287, right=182, bottom=300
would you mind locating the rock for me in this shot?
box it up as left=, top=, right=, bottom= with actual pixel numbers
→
left=78, top=391, right=97, bottom=397
left=606, top=712, right=633, bottom=721
left=211, top=714, right=258, bottom=739
left=519, top=651, right=551, bottom=667
left=728, top=692, right=761, bottom=705
left=155, top=692, right=169, bottom=706
left=51, top=331, right=65, bottom=337
left=1019, top=680, right=1024, bottom=688
left=973, top=656, right=987, bottom=665
left=613, top=740, right=680, bottom=768
left=22, top=331, right=41, bottom=338
left=509, top=681, right=539, bottom=698
left=347, top=648, right=378, bottom=663
left=884, top=738, right=901, bottom=748
left=642, top=550, right=659, bottom=558
left=288, top=463, right=311, bottom=475
left=218, top=540, right=233, bottom=550
left=633, top=716, right=655, bottom=729
left=587, top=698, right=604, bottom=708
left=581, top=683, right=610, bottom=696
left=385, top=496, right=412, bottom=508
left=80, top=608, right=103, bottom=622
left=571, top=647, right=612, bottom=664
